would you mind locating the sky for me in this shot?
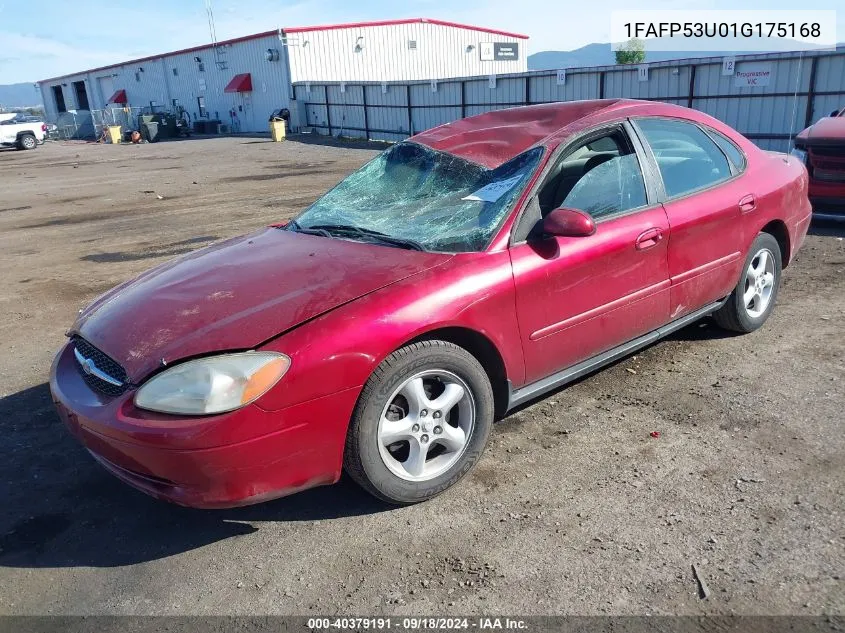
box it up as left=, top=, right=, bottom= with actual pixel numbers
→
left=0, top=0, right=843, bottom=84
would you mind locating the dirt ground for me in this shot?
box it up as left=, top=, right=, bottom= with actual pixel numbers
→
left=0, top=137, right=842, bottom=616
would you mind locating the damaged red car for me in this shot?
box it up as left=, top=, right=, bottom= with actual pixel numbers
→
left=794, top=106, right=845, bottom=220
left=50, top=99, right=812, bottom=508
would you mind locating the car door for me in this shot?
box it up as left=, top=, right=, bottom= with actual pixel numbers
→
left=509, top=124, right=671, bottom=385
left=631, top=117, right=748, bottom=319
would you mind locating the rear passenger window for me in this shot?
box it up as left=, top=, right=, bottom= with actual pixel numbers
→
left=636, top=118, right=732, bottom=198
left=707, top=128, right=746, bottom=171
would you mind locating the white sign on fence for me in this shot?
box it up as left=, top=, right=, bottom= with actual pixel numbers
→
left=637, top=65, right=649, bottom=82
left=340, top=82, right=346, bottom=93
left=556, top=69, right=566, bottom=85
left=488, top=74, right=497, bottom=89
left=431, top=80, right=438, bottom=93
left=381, top=83, right=387, bottom=94
left=734, top=62, right=772, bottom=87
left=722, top=57, right=736, bottom=76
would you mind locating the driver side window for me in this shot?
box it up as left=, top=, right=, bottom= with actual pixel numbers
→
left=537, top=131, right=647, bottom=220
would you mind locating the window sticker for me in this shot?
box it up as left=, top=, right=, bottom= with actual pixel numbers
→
left=462, top=174, right=523, bottom=203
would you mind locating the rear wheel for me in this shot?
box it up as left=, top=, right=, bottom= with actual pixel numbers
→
left=714, top=232, right=782, bottom=333
left=17, top=134, right=37, bottom=150
left=344, top=340, right=494, bottom=504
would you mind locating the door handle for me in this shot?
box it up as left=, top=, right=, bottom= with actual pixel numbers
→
left=635, top=227, right=664, bottom=251
left=739, top=194, right=756, bottom=213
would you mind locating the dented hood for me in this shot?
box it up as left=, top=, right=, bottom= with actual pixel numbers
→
left=73, top=227, right=451, bottom=382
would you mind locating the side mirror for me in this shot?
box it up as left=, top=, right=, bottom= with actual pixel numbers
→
left=831, top=109, right=841, bottom=118
left=542, top=207, right=596, bottom=238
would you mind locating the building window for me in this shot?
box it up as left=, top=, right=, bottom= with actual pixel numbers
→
left=408, top=40, right=417, bottom=50
left=172, top=68, right=178, bottom=76
left=52, top=85, right=67, bottom=113
left=72, top=80, right=89, bottom=110
left=198, top=62, right=205, bottom=72
left=135, top=72, right=141, bottom=82
left=197, top=96, right=207, bottom=118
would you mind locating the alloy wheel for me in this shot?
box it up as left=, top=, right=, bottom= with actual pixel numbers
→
left=377, top=370, right=475, bottom=482
left=743, top=247, right=776, bottom=318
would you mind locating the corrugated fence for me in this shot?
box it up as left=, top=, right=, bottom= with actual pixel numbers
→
left=292, top=48, right=845, bottom=152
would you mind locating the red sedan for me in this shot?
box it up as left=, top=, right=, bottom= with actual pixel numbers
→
left=50, top=99, right=812, bottom=507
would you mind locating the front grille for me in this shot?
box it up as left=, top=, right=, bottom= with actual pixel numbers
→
left=809, top=147, right=845, bottom=159
left=814, top=169, right=845, bottom=183
left=72, top=336, right=129, bottom=397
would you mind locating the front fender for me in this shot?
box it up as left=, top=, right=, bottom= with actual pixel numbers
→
left=256, top=251, right=523, bottom=412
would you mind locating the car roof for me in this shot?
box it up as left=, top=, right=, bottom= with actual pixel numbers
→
left=411, top=98, right=724, bottom=168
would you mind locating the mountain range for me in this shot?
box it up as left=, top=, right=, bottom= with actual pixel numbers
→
left=0, top=82, right=41, bottom=109
left=527, top=40, right=843, bottom=70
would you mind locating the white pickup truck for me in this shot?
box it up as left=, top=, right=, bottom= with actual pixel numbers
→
left=0, top=113, right=47, bottom=150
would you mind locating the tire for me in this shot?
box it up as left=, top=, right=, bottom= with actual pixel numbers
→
left=344, top=340, right=494, bottom=505
left=714, top=232, right=782, bottom=333
left=17, top=134, right=37, bottom=150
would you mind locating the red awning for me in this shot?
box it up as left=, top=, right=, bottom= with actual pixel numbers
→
left=108, top=89, right=127, bottom=104
left=224, top=73, right=253, bottom=93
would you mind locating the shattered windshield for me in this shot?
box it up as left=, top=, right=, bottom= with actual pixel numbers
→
left=290, top=142, right=544, bottom=252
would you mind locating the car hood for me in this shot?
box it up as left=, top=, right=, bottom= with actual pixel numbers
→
left=795, top=117, right=845, bottom=147
left=73, top=227, right=451, bottom=382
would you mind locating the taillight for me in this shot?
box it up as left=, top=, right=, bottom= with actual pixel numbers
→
left=41, top=124, right=47, bottom=132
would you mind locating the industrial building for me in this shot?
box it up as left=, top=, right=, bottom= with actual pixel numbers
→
left=37, top=18, right=529, bottom=135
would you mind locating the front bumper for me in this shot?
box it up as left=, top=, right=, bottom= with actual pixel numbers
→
left=50, top=342, right=360, bottom=508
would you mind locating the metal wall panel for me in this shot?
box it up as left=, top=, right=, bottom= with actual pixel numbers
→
left=325, top=84, right=366, bottom=136
left=695, top=57, right=811, bottom=98
left=293, top=49, right=844, bottom=153
left=465, top=75, right=525, bottom=106
left=693, top=95, right=808, bottom=136
left=300, top=84, right=329, bottom=131
left=410, top=81, right=462, bottom=134
left=285, top=22, right=527, bottom=84
left=604, top=65, right=690, bottom=99
left=812, top=94, right=844, bottom=123
left=529, top=72, right=599, bottom=103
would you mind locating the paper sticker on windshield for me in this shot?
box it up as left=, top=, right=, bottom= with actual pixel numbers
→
left=462, top=174, right=523, bottom=203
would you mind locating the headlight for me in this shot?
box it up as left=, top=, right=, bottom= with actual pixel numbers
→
left=134, top=352, right=290, bottom=415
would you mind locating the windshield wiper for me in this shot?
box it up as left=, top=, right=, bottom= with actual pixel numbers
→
left=303, top=223, right=427, bottom=252
left=285, top=220, right=332, bottom=238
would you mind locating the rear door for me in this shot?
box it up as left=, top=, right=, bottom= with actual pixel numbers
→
left=509, top=124, right=671, bottom=384
left=632, top=117, right=749, bottom=318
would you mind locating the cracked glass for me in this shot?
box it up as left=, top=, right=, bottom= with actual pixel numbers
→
left=291, top=142, right=544, bottom=252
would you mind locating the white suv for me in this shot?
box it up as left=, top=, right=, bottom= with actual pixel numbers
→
left=0, top=113, right=47, bottom=150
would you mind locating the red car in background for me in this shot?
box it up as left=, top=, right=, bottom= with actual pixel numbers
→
left=794, top=106, right=845, bottom=220
left=50, top=99, right=812, bottom=508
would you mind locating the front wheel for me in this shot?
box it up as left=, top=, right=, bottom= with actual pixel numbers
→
left=344, top=340, right=494, bottom=504
left=714, top=232, right=782, bottom=333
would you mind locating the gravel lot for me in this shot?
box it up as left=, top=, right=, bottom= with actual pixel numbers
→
left=0, top=137, right=842, bottom=616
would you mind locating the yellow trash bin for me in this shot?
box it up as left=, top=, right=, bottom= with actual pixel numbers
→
left=270, top=119, right=286, bottom=142
left=107, top=125, right=122, bottom=144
